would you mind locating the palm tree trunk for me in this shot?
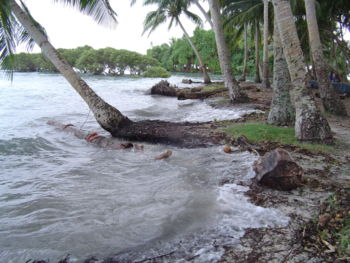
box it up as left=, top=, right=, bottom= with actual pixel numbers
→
left=262, top=0, right=271, bottom=88
left=208, top=0, right=246, bottom=102
left=304, top=0, right=347, bottom=116
left=239, top=23, right=248, bottom=81
left=177, top=18, right=211, bottom=84
left=192, top=0, right=213, bottom=29
left=10, top=0, right=131, bottom=133
left=267, top=17, right=294, bottom=126
left=272, top=0, right=332, bottom=142
left=254, top=19, right=261, bottom=83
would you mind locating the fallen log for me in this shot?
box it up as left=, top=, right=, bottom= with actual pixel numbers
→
left=177, top=88, right=228, bottom=100
left=47, top=121, right=144, bottom=150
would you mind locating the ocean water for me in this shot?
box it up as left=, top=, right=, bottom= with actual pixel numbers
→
left=0, top=72, right=289, bottom=262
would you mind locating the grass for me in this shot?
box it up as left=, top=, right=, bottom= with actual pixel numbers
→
left=201, top=84, right=226, bottom=92
left=225, top=123, right=336, bottom=153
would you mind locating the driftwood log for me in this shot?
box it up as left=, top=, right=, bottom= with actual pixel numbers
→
left=47, top=121, right=175, bottom=160
left=177, top=88, right=228, bottom=100
left=150, top=80, right=228, bottom=100
left=47, top=121, right=144, bottom=150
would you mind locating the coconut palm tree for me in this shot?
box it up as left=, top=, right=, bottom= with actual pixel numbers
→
left=208, top=0, right=246, bottom=102
left=222, top=0, right=264, bottom=83
left=142, top=0, right=211, bottom=83
left=239, top=23, right=249, bottom=81
left=304, top=0, right=347, bottom=116
left=1, top=0, right=131, bottom=133
left=272, top=0, right=332, bottom=142
left=261, top=0, right=270, bottom=88
left=190, top=0, right=213, bottom=29
left=267, top=16, right=294, bottom=125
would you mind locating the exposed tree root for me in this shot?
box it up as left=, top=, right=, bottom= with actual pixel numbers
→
left=111, top=120, right=229, bottom=148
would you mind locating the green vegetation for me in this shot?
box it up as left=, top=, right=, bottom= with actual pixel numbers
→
left=225, top=124, right=336, bottom=153
left=143, top=66, right=171, bottom=78
left=8, top=46, right=161, bottom=76
left=147, top=27, right=257, bottom=75
left=201, top=85, right=226, bottom=92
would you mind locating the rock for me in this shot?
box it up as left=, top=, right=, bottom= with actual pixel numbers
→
left=182, top=79, right=193, bottom=84
left=253, top=148, right=303, bottom=191
left=150, top=80, right=178, bottom=97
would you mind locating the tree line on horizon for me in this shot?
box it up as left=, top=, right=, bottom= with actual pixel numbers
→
left=1, top=0, right=349, bottom=144
left=8, top=46, right=163, bottom=76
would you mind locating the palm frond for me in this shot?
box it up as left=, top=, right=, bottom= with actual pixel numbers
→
left=53, top=0, right=118, bottom=27
left=0, top=0, right=18, bottom=79
left=143, top=10, right=167, bottom=36
left=183, top=9, right=202, bottom=26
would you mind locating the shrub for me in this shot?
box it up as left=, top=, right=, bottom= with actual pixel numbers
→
left=143, top=66, right=171, bottom=78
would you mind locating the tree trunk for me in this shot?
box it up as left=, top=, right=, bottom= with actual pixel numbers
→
left=239, top=23, right=248, bottom=81
left=254, top=19, right=262, bottom=83
left=272, top=0, right=332, bottom=142
left=208, top=0, right=247, bottom=102
left=267, top=17, right=295, bottom=126
left=177, top=18, right=211, bottom=84
left=304, top=0, right=347, bottom=116
left=262, top=0, right=271, bottom=88
left=10, top=0, right=131, bottom=133
left=192, top=0, right=213, bottom=29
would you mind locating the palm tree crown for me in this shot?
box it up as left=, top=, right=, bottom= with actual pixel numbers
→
left=143, top=0, right=202, bottom=35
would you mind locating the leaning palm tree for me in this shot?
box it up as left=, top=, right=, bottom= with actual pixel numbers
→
left=2, top=0, right=219, bottom=147
left=304, top=0, right=347, bottom=116
left=272, top=0, right=332, bottom=142
left=208, top=0, right=246, bottom=102
left=2, top=0, right=131, bottom=133
left=142, top=0, right=211, bottom=84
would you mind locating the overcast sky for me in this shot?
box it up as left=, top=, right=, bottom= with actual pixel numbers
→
left=17, top=1, right=349, bottom=55
left=19, top=0, right=210, bottom=55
